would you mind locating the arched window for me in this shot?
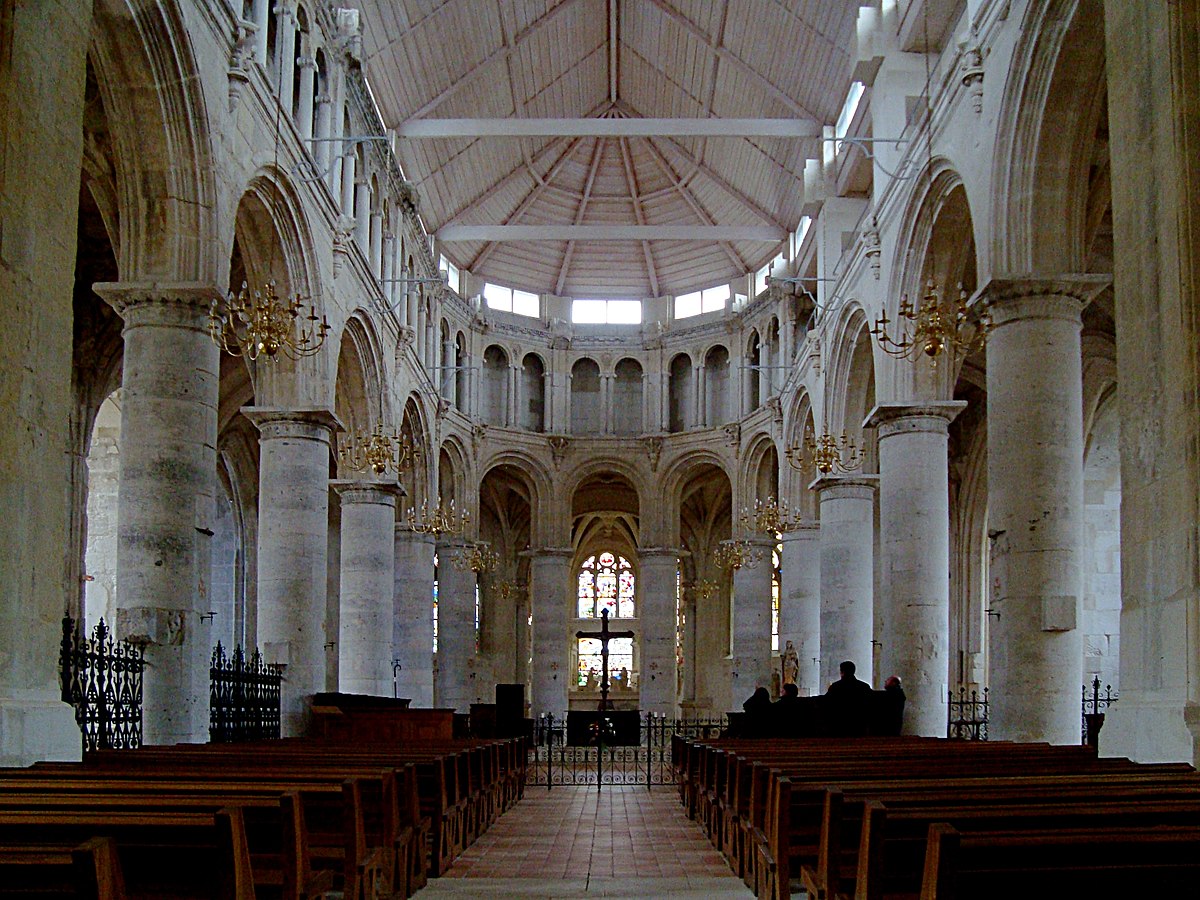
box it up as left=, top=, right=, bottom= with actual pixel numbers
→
left=576, top=551, right=635, bottom=619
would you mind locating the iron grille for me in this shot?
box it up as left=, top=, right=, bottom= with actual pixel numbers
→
left=209, top=642, right=283, bottom=742
left=947, top=685, right=989, bottom=740
left=59, top=616, right=144, bottom=752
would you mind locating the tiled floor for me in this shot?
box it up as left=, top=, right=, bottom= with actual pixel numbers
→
left=417, top=785, right=753, bottom=898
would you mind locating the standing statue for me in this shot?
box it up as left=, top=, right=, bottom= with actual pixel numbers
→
left=781, top=640, right=800, bottom=688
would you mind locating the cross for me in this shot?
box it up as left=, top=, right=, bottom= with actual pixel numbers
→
left=576, top=608, right=635, bottom=712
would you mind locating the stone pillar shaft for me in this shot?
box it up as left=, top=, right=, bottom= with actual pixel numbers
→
left=334, top=482, right=399, bottom=696
left=435, top=541, right=478, bottom=712
left=986, top=286, right=1089, bottom=744
left=295, top=54, right=316, bottom=141
left=639, top=549, right=680, bottom=715
left=780, top=524, right=821, bottom=696
left=393, top=530, right=434, bottom=706
left=94, top=284, right=221, bottom=745
left=529, top=550, right=571, bottom=716
left=730, top=538, right=775, bottom=696
left=817, top=476, right=877, bottom=688
left=869, top=403, right=964, bottom=735
left=274, top=3, right=296, bottom=114
left=245, top=407, right=340, bottom=736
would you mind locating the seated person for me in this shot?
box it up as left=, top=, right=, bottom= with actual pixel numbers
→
left=825, top=660, right=872, bottom=737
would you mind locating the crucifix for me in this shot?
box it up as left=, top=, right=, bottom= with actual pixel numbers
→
left=576, top=608, right=635, bottom=712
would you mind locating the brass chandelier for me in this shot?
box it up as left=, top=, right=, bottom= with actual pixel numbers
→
left=738, top=497, right=802, bottom=535
left=453, top=541, right=499, bottom=574
left=785, top=425, right=864, bottom=476
left=209, top=280, right=329, bottom=361
left=404, top=498, right=469, bottom=536
left=712, top=539, right=764, bottom=572
left=869, top=279, right=987, bottom=364
left=338, top=422, right=418, bottom=476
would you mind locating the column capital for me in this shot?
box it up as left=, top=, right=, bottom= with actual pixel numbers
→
left=242, top=406, right=343, bottom=444
left=394, top=526, right=436, bottom=546
left=781, top=523, right=820, bottom=541
left=93, top=281, right=222, bottom=329
left=330, top=479, right=403, bottom=506
left=980, top=275, right=1110, bottom=327
left=813, top=474, right=879, bottom=501
left=638, top=547, right=688, bottom=560
left=866, top=401, right=967, bottom=438
left=521, top=547, right=574, bottom=560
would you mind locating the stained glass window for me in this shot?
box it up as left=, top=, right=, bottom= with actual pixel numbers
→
left=576, top=637, right=634, bottom=689
left=432, top=552, right=439, bottom=653
left=576, top=552, right=636, bottom=618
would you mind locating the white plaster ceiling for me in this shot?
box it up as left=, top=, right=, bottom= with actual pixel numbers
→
left=351, top=0, right=858, bottom=298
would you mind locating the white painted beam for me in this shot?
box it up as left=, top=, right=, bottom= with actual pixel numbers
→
left=438, top=225, right=786, bottom=241
left=397, top=118, right=823, bottom=138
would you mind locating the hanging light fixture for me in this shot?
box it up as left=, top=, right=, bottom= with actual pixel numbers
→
left=453, top=541, right=499, bottom=574
left=784, top=423, right=864, bottom=476
left=712, top=540, right=764, bottom=572
left=738, top=497, right=803, bottom=535
left=404, top=498, right=469, bottom=536
left=691, top=580, right=719, bottom=602
left=208, top=31, right=329, bottom=361
left=338, top=421, right=419, bottom=476
left=868, top=3, right=989, bottom=367
left=209, top=281, right=329, bottom=361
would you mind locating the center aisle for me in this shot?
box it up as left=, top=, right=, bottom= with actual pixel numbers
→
left=416, top=785, right=754, bottom=898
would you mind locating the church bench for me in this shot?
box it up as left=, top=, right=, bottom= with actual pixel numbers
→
left=915, top=821, right=1200, bottom=900
left=0, top=836, right=125, bottom=900
left=0, top=771, right=406, bottom=898
left=845, top=796, right=1200, bottom=900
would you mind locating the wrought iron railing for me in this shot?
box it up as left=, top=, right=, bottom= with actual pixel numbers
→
left=209, top=642, right=283, bottom=743
left=947, top=685, right=989, bottom=740
left=59, top=616, right=145, bottom=752
left=1082, top=677, right=1117, bottom=748
left=528, top=713, right=729, bottom=789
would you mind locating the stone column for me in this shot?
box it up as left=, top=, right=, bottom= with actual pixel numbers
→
left=93, top=283, right=220, bottom=745
left=333, top=481, right=400, bottom=696
left=244, top=407, right=340, bottom=736
left=638, top=548, right=679, bottom=715
left=381, top=234, right=395, bottom=308
left=729, top=537, right=775, bottom=697
left=274, top=2, right=297, bottom=112
left=314, top=94, right=332, bottom=173
left=339, top=150, right=356, bottom=217
left=354, top=181, right=370, bottom=252
left=252, top=0, right=270, bottom=64
left=435, top=541, right=478, bottom=712
left=295, top=50, right=316, bottom=141
left=440, top=338, right=455, bottom=404
left=867, top=403, right=965, bottom=734
left=602, top=374, right=614, bottom=434
left=780, top=524, right=821, bottom=696
left=529, top=549, right=572, bottom=716
left=816, top=476, right=877, bottom=688
left=393, top=529, right=434, bottom=706
left=984, top=280, right=1096, bottom=744
left=369, top=212, right=383, bottom=277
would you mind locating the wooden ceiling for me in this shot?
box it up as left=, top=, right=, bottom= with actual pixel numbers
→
left=351, top=0, right=857, bottom=298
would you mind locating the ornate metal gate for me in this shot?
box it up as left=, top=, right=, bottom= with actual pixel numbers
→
left=209, top=642, right=283, bottom=742
left=528, top=714, right=727, bottom=789
left=59, top=616, right=145, bottom=752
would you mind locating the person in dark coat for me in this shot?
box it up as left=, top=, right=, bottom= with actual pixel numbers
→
left=825, top=660, right=872, bottom=736
left=772, top=682, right=805, bottom=737
left=742, top=686, right=772, bottom=737
left=880, top=675, right=906, bottom=736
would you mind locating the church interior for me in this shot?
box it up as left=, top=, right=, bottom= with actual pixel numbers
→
left=1, top=0, right=1199, bottom=895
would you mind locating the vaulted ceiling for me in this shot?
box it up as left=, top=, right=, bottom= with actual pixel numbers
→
left=351, top=0, right=858, bottom=298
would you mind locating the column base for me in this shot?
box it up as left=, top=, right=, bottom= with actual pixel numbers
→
left=1101, top=696, right=1200, bottom=766
left=0, top=692, right=82, bottom=767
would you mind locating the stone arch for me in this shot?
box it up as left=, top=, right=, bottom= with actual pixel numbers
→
left=740, top=432, right=781, bottom=512
left=438, top=436, right=471, bottom=510
left=400, top=392, right=432, bottom=512
left=703, top=344, right=732, bottom=426
left=745, top=329, right=762, bottom=410
left=520, top=352, right=547, bottom=432
left=482, top=344, right=510, bottom=426
left=89, top=0, right=217, bottom=282
left=668, top=352, right=693, bottom=433
left=479, top=451, right=553, bottom=547
left=570, top=357, right=601, bottom=435
left=332, top=313, right=386, bottom=469
left=781, top=390, right=818, bottom=520
left=613, top=358, right=644, bottom=435
left=991, top=0, right=1106, bottom=274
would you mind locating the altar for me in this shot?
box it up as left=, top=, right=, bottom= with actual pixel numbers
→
left=566, top=709, right=641, bottom=746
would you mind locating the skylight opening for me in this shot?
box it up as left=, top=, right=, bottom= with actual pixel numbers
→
left=836, top=81, right=865, bottom=142
left=483, top=282, right=539, bottom=318
left=438, top=255, right=460, bottom=294
left=674, top=291, right=701, bottom=320
left=572, top=299, right=642, bottom=325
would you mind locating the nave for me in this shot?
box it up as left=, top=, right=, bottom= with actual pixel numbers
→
left=423, top=786, right=749, bottom=899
